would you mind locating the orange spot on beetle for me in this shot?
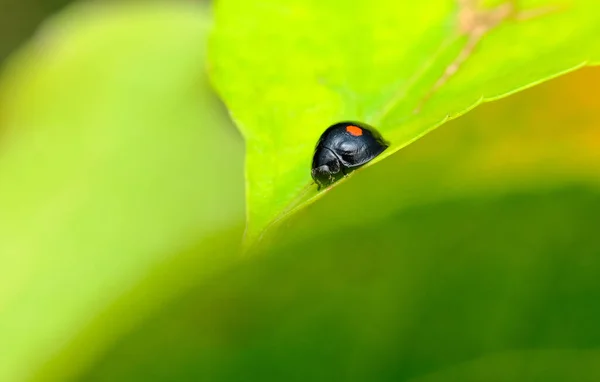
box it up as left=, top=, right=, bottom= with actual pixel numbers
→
left=346, top=125, right=363, bottom=136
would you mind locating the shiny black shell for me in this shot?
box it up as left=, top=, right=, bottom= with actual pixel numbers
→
left=311, top=121, right=389, bottom=189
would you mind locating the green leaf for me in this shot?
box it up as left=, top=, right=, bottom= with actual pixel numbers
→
left=209, top=0, right=600, bottom=245
left=0, top=3, right=244, bottom=382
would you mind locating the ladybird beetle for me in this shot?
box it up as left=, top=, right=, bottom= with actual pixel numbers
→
left=311, top=121, right=389, bottom=189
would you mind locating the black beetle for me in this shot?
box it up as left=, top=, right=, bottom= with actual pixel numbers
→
left=311, top=121, right=389, bottom=189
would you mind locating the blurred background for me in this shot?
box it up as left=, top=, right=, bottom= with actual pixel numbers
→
left=1, top=1, right=600, bottom=382
left=1, top=0, right=71, bottom=60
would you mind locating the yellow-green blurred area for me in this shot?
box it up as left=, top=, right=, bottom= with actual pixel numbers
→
left=1, top=1, right=600, bottom=382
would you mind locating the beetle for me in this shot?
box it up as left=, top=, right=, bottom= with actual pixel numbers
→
left=311, top=121, right=389, bottom=189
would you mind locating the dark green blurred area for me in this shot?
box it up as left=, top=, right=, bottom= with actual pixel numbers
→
left=84, top=187, right=600, bottom=382
left=0, top=0, right=73, bottom=60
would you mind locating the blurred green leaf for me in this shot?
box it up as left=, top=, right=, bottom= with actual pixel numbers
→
left=0, top=3, right=244, bottom=382
left=79, top=187, right=600, bottom=382
left=408, top=350, right=600, bottom=382
left=209, top=0, right=600, bottom=245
